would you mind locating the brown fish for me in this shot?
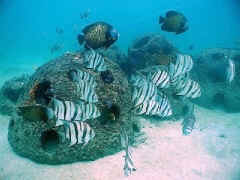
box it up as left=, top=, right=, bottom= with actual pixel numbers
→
left=159, top=10, right=188, bottom=34
left=77, top=21, right=119, bottom=49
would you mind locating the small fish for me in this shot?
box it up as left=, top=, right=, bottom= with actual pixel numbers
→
left=159, top=10, right=188, bottom=34
left=148, top=70, right=170, bottom=88
left=50, top=43, right=63, bottom=54
left=83, top=49, right=107, bottom=72
left=226, top=58, right=235, bottom=83
left=50, top=98, right=100, bottom=126
left=80, top=9, right=91, bottom=20
left=77, top=21, right=119, bottom=49
left=175, top=78, right=201, bottom=98
left=182, top=103, right=196, bottom=135
left=169, top=54, right=193, bottom=79
left=64, top=121, right=95, bottom=146
left=120, top=127, right=136, bottom=176
left=188, top=44, right=194, bottom=50
left=56, top=27, right=64, bottom=34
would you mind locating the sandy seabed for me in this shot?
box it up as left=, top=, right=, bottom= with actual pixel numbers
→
left=0, top=105, right=240, bottom=180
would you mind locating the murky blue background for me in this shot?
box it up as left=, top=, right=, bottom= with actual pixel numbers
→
left=0, top=0, right=239, bottom=71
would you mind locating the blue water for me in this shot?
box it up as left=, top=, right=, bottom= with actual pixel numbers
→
left=0, top=0, right=239, bottom=70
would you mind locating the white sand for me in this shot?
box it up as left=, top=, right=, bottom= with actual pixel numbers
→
left=0, top=106, right=240, bottom=180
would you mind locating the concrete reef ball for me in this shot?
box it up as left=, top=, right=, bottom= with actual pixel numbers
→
left=8, top=51, right=135, bottom=164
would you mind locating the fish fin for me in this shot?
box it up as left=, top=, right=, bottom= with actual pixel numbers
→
left=84, top=43, right=92, bottom=50
left=176, top=26, right=188, bottom=35
left=104, top=41, right=114, bottom=49
left=166, top=10, right=179, bottom=17
left=77, top=34, right=85, bottom=45
left=159, top=16, right=165, bottom=24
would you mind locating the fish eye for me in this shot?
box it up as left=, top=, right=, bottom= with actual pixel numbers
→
left=109, top=29, right=119, bottom=39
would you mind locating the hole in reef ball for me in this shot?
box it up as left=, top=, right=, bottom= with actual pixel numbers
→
left=100, top=70, right=114, bottom=84
left=9, top=119, right=14, bottom=128
left=41, top=129, right=59, bottom=151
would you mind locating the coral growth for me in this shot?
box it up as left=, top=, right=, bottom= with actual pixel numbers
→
left=29, top=80, right=53, bottom=105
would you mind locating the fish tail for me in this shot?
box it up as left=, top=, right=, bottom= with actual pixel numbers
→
left=77, top=34, right=85, bottom=45
left=159, top=16, right=165, bottom=24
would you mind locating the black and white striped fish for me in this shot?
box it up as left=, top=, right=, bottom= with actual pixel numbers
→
left=68, top=69, right=97, bottom=87
left=75, top=79, right=99, bottom=103
left=130, top=74, right=146, bottom=87
left=135, top=93, right=172, bottom=117
left=50, top=98, right=101, bottom=126
left=148, top=70, right=170, bottom=88
left=83, top=49, right=107, bottom=72
left=132, top=80, right=158, bottom=107
left=175, top=78, right=201, bottom=98
left=64, top=121, right=95, bottom=146
left=169, top=54, right=193, bottom=79
left=120, top=127, right=136, bottom=176
left=182, top=103, right=196, bottom=135
left=226, top=58, right=235, bottom=83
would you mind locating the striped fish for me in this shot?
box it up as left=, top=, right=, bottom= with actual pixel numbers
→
left=76, top=79, right=98, bottom=103
left=64, top=121, right=95, bottom=146
left=130, top=74, right=146, bottom=87
left=68, top=69, right=97, bottom=87
left=182, top=104, right=196, bottom=135
left=175, top=78, right=201, bottom=98
left=132, top=81, right=158, bottom=107
left=50, top=98, right=101, bottom=126
left=135, top=93, right=172, bottom=117
left=148, top=70, right=170, bottom=88
left=169, top=54, right=193, bottom=79
left=120, top=127, right=136, bottom=176
left=83, top=49, right=107, bottom=72
left=226, top=58, right=235, bottom=83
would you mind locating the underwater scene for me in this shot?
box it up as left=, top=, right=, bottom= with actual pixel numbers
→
left=1, top=0, right=240, bottom=179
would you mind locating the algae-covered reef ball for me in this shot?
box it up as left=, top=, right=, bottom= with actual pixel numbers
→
left=77, top=21, right=120, bottom=49
left=8, top=50, right=134, bottom=164
left=159, top=10, right=188, bottom=35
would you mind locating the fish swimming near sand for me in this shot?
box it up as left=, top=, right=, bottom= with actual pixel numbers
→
left=226, top=58, right=235, bottom=83
left=120, top=127, right=136, bottom=176
left=83, top=49, right=107, bottom=72
left=182, top=103, right=196, bottom=135
left=175, top=78, right=201, bottom=98
left=131, top=74, right=172, bottom=117
left=50, top=98, right=101, bottom=126
left=63, top=121, right=95, bottom=146
left=135, top=93, right=172, bottom=117
left=131, top=76, right=158, bottom=107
